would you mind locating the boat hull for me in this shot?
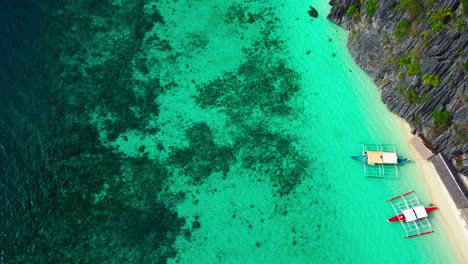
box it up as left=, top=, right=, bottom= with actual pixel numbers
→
left=351, top=155, right=366, bottom=162
left=351, top=155, right=410, bottom=164
left=387, top=207, right=438, bottom=222
left=397, top=157, right=410, bottom=164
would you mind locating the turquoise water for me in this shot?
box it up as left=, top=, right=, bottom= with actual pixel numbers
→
left=0, top=0, right=459, bottom=263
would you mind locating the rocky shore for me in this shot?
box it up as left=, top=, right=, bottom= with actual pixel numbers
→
left=327, top=0, right=468, bottom=175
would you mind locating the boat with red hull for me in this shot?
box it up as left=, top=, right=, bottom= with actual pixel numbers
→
left=387, top=190, right=438, bottom=238
left=387, top=206, right=438, bottom=222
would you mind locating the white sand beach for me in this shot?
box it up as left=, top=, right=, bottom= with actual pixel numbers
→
left=400, top=120, right=468, bottom=263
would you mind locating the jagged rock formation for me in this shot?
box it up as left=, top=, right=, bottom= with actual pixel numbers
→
left=328, top=0, right=468, bottom=174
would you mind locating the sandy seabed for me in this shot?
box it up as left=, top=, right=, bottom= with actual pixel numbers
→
left=400, top=120, right=468, bottom=263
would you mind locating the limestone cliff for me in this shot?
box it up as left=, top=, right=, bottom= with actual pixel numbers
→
left=328, top=0, right=468, bottom=174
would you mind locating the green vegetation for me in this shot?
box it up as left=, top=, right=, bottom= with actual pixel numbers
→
left=366, top=0, right=377, bottom=17
left=399, top=55, right=412, bottom=66
left=397, top=71, right=405, bottom=80
left=395, top=18, right=410, bottom=38
left=422, top=74, right=440, bottom=87
left=461, top=0, right=468, bottom=14
left=453, top=124, right=468, bottom=142
left=346, top=4, right=360, bottom=17
left=427, top=8, right=454, bottom=31
left=421, top=29, right=431, bottom=37
left=398, top=0, right=423, bottom=17
left=405, top=88, right=419, bottom=103
left=463, top=62, right=468, bottom=71
left=421, top=29, right=431, bottom=47
left=414, top=114, right=422, bottom=126
left=456, top=18, right=466, bottom=30
left=398, top=86, right=431, bottom=104
left=458, top=50, right=465, bottom=57
left=432, top=110, right=451, bottom=128
left=398, top=53, right=421, bottom=75
left=396, top=84, right=404, bottom=94
left=407, top=60, right=421, bottom=75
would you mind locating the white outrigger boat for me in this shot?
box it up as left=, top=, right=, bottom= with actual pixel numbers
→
left=351, top=152, right=410, bottom=165
left=351, top=144, right=410, bottom=178
left=387, top=191, right=438, bottom=238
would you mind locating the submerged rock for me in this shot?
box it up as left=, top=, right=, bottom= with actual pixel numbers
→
left=308, top=6, right=318, bottom=18
left=192, top=221, right=201, bottom=229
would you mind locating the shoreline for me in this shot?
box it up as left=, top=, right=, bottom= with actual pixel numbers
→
left=399, top=119, right=468, bottom=263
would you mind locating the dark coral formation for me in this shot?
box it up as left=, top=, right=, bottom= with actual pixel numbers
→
left=196, top=49, right=309, bottom=195
left=308, top=6, right=319, bottom=18
left=169, top=122, right=236, bottom=184
left=237, top=127, right=309, bottom=196
left=197, top=54, right=300, bottom=119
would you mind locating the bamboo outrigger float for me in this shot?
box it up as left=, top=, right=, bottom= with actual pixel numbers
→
left=351, top=144, right=410, bottom=178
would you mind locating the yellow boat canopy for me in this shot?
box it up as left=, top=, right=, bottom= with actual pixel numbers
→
left=366, top=151, right=398, bottom=164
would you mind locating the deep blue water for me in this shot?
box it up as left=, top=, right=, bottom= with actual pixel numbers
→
left=1, top=2, right=185, bottom=262
left=1, top=1, right=52, bottom=262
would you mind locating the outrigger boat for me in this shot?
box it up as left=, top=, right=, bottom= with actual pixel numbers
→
left=351, top=154, right=410, bottom=165
left=387, top=191, right=438, bottom=238
left=352, top=144, right=409, bottom=178
left=387, top=205, right=438, bottom=222
left=351, top=144, right=410, bottom=165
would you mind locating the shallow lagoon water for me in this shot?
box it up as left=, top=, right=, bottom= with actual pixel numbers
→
left=0, top=0, right=458, bottom=263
